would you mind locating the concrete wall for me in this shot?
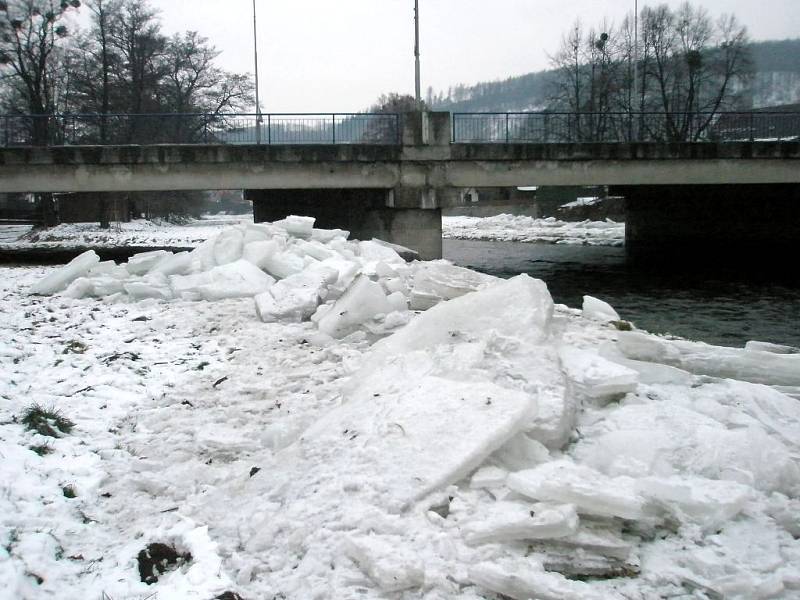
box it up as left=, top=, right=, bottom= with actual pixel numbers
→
left=248, top=189, right=442, bottom=260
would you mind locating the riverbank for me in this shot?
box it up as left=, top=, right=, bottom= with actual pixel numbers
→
left=2, top=219, right=799, bottom=599
left=442, top=214, right=624, bottom=246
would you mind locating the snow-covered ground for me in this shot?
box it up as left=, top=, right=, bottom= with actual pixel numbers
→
left=443, top=214, right=625, bottom=246
left=1, top=215, right=251, bottom=249
left=2, top=218, right=800, bottom=600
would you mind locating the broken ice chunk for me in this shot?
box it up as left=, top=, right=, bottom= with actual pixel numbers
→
left=617, top=331, right=800, bottom=386
left=149, top=251, right=192, bottom=277
left=273, top=215, right=315, bottom=238
left=635, top=476, right=751, bottom=531
left=745, top=340, right=799, bottom=355
left=254, top=267, right=335, bottom=323
left=582, top=295, right=620, bottom=321
left=469, top=558, right=610, bottom=600
left=558, top=346, right=638, bottom=403
left=507, top=460, right=646, bottom=521
left=62, top=277, right=96, bottom=299
left=242, top=240, right=280, bottom=270
left=316, top=275, right=393, bottom=339
left=343, top=535, right=424, bottom=593
left=370, top=274, right=553, bottom=361
left=196, top=259, right=275, bottom=301
left=299, top=375, right=534, bottom=511
left=212, top=227, right=244, bottom=265
left=462, top=501, right=579, bottom=545
left=259, top=251, right=305, bottom=280
left=126, top=250, right=171, bottom=276
left=470, top=465, right=509, bottom=489
left=539, top=524, right=634, bottom=561
left=409, top=260, right=497, bottom=310
left=30, top=250, right=101, bottom=295
left=491, top=433, right=551, bottom=471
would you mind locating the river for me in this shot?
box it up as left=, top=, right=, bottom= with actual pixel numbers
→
left=444, top=239, right=800, bottom=348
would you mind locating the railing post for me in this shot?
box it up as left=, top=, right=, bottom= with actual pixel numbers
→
left=749, top=112, right=755, bottom=143
left=203, top=114, right=209, bottom=143
left=267, top=114, right=271, bottom=145
left=4, top=115, right=8, bottom=147
left=332, top=114, right=336, bottom=144
left=505, top=113, right=510, bottom=144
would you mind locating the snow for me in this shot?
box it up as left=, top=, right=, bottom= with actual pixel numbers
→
left=2, top=217, right=800, bottom=599
left=443, top=214, right=624, bottom=246
left=3, top=215, right=249, bottom=249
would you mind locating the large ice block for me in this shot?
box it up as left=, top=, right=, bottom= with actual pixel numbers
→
left=30, top=250, right=101, bottom=295
left=316, top=275, right=393, bottom=338
left=462, top=501, right=579, bottom=545
left=507, top=460, right=646, bottom=520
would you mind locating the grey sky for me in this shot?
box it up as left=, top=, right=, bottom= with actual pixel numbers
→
left=143, top=1, right=799, bottom=112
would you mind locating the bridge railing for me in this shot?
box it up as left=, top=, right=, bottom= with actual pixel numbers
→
left=452, top=111, right=800, bottom=144
left=0, top=113, right=401, bottom=147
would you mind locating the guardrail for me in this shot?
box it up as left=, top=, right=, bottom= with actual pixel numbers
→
left=452, top=111, right=800, bottom=144
left=0, top=112, right=401, bottom=147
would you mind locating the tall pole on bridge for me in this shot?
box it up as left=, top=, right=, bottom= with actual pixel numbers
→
left=414, top=0, right=422, bottom=110
left=253, top=0, right=263, bottom=144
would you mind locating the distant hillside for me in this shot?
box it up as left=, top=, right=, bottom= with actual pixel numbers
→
left=431, top=39, right=800, bottom=112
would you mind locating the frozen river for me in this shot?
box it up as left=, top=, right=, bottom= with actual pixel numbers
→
left=444, top=239, right=800, bottom=348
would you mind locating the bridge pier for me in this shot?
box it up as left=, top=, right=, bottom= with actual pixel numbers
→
left=247, top=188, right=444, bottom=260
left=617, top=184, right=800, bottom=269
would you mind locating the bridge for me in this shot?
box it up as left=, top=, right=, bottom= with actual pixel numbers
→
left=1, top=111, right=799, bottom=259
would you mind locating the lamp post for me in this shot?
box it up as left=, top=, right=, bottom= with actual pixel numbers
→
left=414, top=0, right=421, bottom=110
left=252, top=0, right=263, bottom=144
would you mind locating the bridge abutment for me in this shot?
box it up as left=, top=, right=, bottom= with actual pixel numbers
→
left=618, top=184, right=800, bottom=268
left=247, top=188, right=443, bottom=260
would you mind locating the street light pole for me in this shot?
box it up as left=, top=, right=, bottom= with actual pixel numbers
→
left=414, top=0, right=421, bottom=110
left=252, top=0, right=263, bottom=144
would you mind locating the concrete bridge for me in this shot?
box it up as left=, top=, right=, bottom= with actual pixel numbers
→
left=1, top=111, right=799, bottom=259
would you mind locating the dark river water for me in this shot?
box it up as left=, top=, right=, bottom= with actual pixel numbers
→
left=444, top=239, right=800, bottom=348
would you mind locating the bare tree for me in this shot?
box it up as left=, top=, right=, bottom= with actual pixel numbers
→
left=549, top=2, right=752, bottom=142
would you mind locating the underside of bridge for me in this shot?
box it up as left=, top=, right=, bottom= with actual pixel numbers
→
left=614, top=183, right=800, bottom=267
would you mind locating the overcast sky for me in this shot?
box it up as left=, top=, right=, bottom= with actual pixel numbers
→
left=142, top=0, right=799, bottom=112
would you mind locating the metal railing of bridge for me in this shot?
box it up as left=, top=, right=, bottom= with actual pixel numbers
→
left=0, top=112, right=401, bottom=147
left=452, top=111, right=800, bottom=144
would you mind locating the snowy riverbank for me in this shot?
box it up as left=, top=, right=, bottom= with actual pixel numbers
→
left=443, top=214, right=625, bottom=246
left=0, top=215, right=251, bottom=250
left=2, top=218, right=799, bottom=599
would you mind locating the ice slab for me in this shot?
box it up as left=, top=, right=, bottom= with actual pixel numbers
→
left=470, top=465, right=509, bottom=489
left=539, top=524, right=634, bottom=561
left=507, top=460, right=646, bottom=520
left=259, top=250, right=305, bottom=280
left=559, top=346, right=638, bottom=403
left=298, top=375, right=534, bottom=511
left=273, top=215, right=315, bottom=238
left=358, top=240, right=405, bottom=265
left=469, top=558, right=611, bottom=600
left=126, top=250, right=171, bottom=275
left=617, top=331, right=800, bottom=386
left=196, top=259, right=275, bottom=301
left=149, top=251, right=192, bottom=276
left=409, top=260, right=497, bottom=310
left=370, top=274, right=553, bottom=362
left=745, top=340, right=799, bottom=355
left=636, top=476, right=751, bottom=531
left=316, top=275, right=393, bottom=339
left=491, top=433, right=551, bottom=471
left=582, top=295, right=620, bottom=321
left=30, top=250, right=100, bottom=295
left=255, top=267, right=335, bottom=323
left=242, top=240, right=280, bottom=270
left=343, top=535, right=424, bottom=592
left=462, top=501, right=579, bottom=545
left=212, top=227, right=244, bottom=265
